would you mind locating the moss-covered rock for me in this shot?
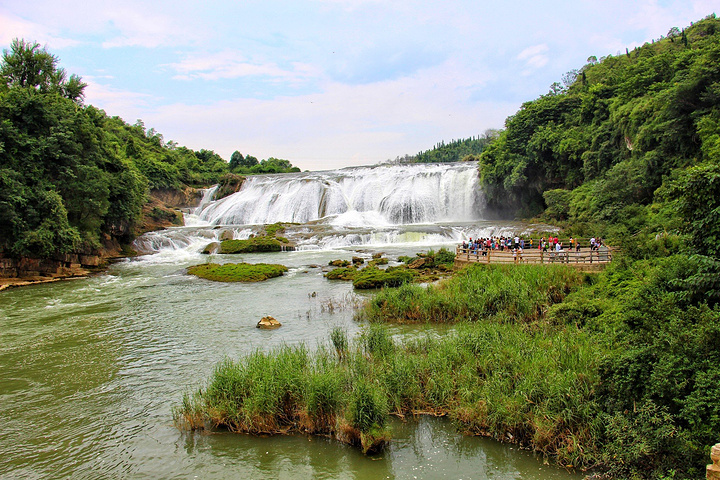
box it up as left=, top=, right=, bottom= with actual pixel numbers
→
left=209, top=237, right=290, bottom=254
left=352, top=266, right=415, bottom=289
left=187, top=262, right=288, bottom=282
left=325, top=266, right=358, bottom=280
left=329, top=259, right=351, bottom=267
left=368, top=257, right=388, bottom=267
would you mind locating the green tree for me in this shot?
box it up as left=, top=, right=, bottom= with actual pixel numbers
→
left=229, top=150, right=245, bottom=170
left=0, top=38, right=86, bottom=102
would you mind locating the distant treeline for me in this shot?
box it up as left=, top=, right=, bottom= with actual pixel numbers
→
left=0, top=39, right=299, bottom=259
left=387, top=130, right=499, bottom=164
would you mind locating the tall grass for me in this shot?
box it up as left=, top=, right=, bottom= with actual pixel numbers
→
left=359, top=264, right=585, bottom=324
left=176, top=322, right=604, bottom=467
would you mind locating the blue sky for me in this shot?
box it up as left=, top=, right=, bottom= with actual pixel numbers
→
left=1, top=0, right=716, bottom=170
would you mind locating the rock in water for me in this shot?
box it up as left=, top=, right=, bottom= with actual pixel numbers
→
left=257, top=316, right=282, bottom=329
left=409, top=257, right=433, bottom=269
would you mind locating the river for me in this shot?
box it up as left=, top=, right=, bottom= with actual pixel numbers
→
left=0, top=163, right=579, bottom=479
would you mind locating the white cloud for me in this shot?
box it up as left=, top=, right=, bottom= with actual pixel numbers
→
left=164, top=50, right=318, bottom=83
left=100, top=6, right=193, bottom=48
left=0, top=10, right=80, bottom=48
left=516, top=43, right=550, bottom=75
left=138, top=66, right=515, bottom=170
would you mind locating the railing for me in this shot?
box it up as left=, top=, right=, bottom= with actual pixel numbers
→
left=455, top=245, right=613, bottom=266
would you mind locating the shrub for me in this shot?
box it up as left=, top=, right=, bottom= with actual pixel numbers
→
left=352, top=266, right=415, bottom=289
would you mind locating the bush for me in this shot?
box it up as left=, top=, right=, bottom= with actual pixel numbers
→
left=352, top=266, right=415, bottom=289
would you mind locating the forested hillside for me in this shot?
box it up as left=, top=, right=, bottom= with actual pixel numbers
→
left=388, top=131, right=499, bottom=164
left=479, top=14, right=720, bottom=235
left=0, top=40, right=299, bottom=262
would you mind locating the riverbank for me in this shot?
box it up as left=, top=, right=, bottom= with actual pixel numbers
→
left=0, top=188, right=200, bottom=291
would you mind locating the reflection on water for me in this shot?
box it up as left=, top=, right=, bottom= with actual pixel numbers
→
left=0, top=243, right=580, bottom=479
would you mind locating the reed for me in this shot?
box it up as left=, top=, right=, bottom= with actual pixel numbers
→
left=360, top=264, right=585, bottom=324
left=177, top=321, right=603, bottom=467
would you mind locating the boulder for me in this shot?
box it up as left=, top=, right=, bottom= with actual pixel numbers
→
left=351, top=256, right=364, bottom=265
left=408, top=257, right=433, bottom=269
left=202, top=242, right=221, bottom=254
left=257, top=316, right=282, bottom=329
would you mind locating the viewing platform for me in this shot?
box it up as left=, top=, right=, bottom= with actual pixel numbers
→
left=455, top=243, right=614, bottom=272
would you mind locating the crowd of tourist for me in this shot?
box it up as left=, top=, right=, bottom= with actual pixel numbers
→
left=459, top=235, right=606, bottom=262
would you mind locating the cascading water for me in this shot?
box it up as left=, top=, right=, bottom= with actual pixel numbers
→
left=195, top=163, right=483, bottom=226
left=133, top=163, right=549, bottom=255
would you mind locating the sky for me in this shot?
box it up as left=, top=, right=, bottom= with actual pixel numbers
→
left=1, top=1, right=716, bottom=171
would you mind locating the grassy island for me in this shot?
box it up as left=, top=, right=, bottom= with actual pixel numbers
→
left=187, top=262, right=288, bottom=282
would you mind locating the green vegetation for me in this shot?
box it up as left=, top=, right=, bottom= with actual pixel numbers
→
left=359, top=264, right=583, bottom=324
left=324, top=266, right=357, bottom=280
left=207, top=236, right=292, bottom=254
left=325, top=249, right=456, bottom=290
left=325, top=265, right=415, bottom=289
left=176, top=322, right=599, bottom=463
left=229, top=151, right=301, bottom=174
left=187, top=262, right=288, bottom=282
left=351, top=266, right=415, bottom=289
left=389, top=131, right=499, bottom=164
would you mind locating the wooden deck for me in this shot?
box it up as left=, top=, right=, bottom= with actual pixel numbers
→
left=454, top=245, right=613, bottom=271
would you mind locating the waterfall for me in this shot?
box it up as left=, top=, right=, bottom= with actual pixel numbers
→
left=195, top=163, right=483, bottom=226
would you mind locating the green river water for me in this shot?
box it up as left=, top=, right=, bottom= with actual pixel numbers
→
left=0, top=241, right=582, bottom=479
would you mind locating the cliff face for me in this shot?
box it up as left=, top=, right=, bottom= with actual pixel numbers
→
left=149, top=187, right=203, bottom=208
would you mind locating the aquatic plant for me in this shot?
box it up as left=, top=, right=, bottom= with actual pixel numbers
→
left=176, top=322, right=601, bottom=466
